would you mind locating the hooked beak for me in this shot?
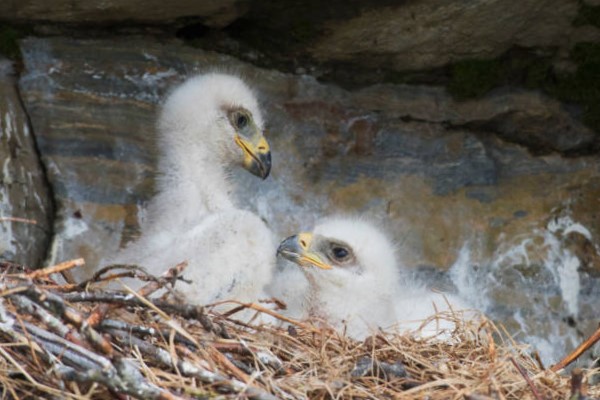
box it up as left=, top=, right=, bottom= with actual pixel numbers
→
left=235, top=134, right=272, bottom=179
left=277, top=233, right=332, bottom=270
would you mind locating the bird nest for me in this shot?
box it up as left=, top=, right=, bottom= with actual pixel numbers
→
left=0, top=258, right=597, bottom=400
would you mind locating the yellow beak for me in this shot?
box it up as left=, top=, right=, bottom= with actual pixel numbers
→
left=235, top=134, right=272, bottom=179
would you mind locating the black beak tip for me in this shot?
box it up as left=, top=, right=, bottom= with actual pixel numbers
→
left=261, top=152, right=272, bottom=180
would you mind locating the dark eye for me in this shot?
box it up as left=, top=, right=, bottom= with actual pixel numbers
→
left=332, top=246, right=349, bottom=260
left=236, top=114, right=248, bottom=129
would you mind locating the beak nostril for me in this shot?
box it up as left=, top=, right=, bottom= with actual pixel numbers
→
left=300, top=240, right=307, bottom=248
left=258, top=146, right=266, bottom=151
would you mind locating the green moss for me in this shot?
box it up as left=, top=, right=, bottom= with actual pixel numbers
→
left=288, top=19, right=322, bottom=45
left=574, top=2, right=600, bottom=27
left=444, top=44, right=600, bottom=134
left=447, top=59, right=503, bottom=99
left=551, top=42, right=600, bottom=132
left=447, top=50, right=556, bottom=100
left=0, top=24, right=20, bottom=60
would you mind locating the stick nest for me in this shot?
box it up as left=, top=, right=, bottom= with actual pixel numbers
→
left=0, top=259, right=597, bottom=400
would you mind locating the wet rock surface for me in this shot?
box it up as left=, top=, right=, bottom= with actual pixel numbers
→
left=0, top=58, right=52, bottom=266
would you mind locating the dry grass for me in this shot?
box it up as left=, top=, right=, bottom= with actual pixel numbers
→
left=0, top=259, right=597, bottom=400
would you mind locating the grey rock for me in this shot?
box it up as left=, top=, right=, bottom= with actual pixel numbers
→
left=0, top=58, right=52, bottom=267
left=351, top=356, right=408, bottom=380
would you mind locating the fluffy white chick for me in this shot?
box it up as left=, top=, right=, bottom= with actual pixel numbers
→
left=110, top=73, right=275, bottom=307
left=272, top=217, right=469, bottom=339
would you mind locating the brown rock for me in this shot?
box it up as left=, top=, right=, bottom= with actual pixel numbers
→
left=311, top=0, right=579, bottom=71
left=0, top=0, right=242, bottom=27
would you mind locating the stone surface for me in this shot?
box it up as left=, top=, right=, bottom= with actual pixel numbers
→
left=0, top=0, right=241, bottom=27
left=310, top=0, right=581, bottom=71
left=17, top=37, right=600, bottom=362
left=0, top=58, right=52, bottom=266
left=5, top=0, right=600, bottom=78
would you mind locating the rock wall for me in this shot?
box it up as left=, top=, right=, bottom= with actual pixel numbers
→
left=17, top=37, right=600, bottom=276
left=0, top=58, right=52, bottom=266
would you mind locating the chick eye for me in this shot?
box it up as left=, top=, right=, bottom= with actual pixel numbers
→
left=236, top=113, right=248, bottom=129
left=331, top=246, right=349, bottom=260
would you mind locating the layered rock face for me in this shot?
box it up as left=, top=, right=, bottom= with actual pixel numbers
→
left=17, top=37, right=600, bottom=273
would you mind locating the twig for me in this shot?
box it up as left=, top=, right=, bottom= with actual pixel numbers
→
left=509, top=356, right=544, bottom=400
left=9, top=293, right=83, bottom=345
left=210, top=300, right=319, bottom=333
left=65, top=292, right=208, bottom=320
left=0, top=345, right=38, bottom=384
left=570, top=368, right=585, bottom=398
left=85, top=262, right=188, bottom=328
left=207, top=344, right=252, bottom=384
left=9, top=315, right=184, bottom=400
left=0, top=286, right=29, bottom=297
left=136, top=261, right=188, bottom=297
left=0, top=260, right=29, bottom=273
left=0, top=346, right=69, bottom=398
left=67, top=291, right=220, bottom=335
left=551, top=325, right=600, bottom=372
left=121, top=282, right=201, bottom=349
left=110, top=329, right=279, bottom=400
left=78, top=264, right=155, bottom=290
left=23, top=258, right=85, bottom=280
left=99, top=319, right=159, bottom=336
left=15, top=320, right=111, bottom=371
left=20, top=285, right=114, bottom=356
left=56, top=359, right=186, bottom=400
left=0, top=216, right=37, bottom=225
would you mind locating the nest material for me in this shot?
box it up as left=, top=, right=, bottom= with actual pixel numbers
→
left=0, top=259, right=597, bottom=400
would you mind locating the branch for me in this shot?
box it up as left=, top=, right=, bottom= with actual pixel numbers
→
left=55, top=359, right=186, bottom=400
left=4, top=312, right=184, bottom=400
left=23, top=258, right=84, bottom=280
left=0, top=216, right=37, bottom=225
left=209, top=300, right=319, bottom=333
left=9, top=293, right=83, bottom=345
left=551, top=325, right=600, bottom=372
left=85, top=262, right=188, bottom=328
left=510, top=356, right=544, bottom=400
left=109, top=329, right=279, bottom=400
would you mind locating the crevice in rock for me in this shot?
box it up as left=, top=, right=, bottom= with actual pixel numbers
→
left=13, top=77, right=57, bottom=267
left=446, top=115, right=600, bottom=158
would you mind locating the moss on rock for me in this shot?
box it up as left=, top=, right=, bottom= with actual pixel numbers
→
left=446, top=45, right=600, bottom=135
left=447, top=59, right=503, bottom=100
left=551, top=42, right=600, bottom=132
left=573, top=1, right=600, bottom=27
left=0, top=24, right=20, bottom=60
